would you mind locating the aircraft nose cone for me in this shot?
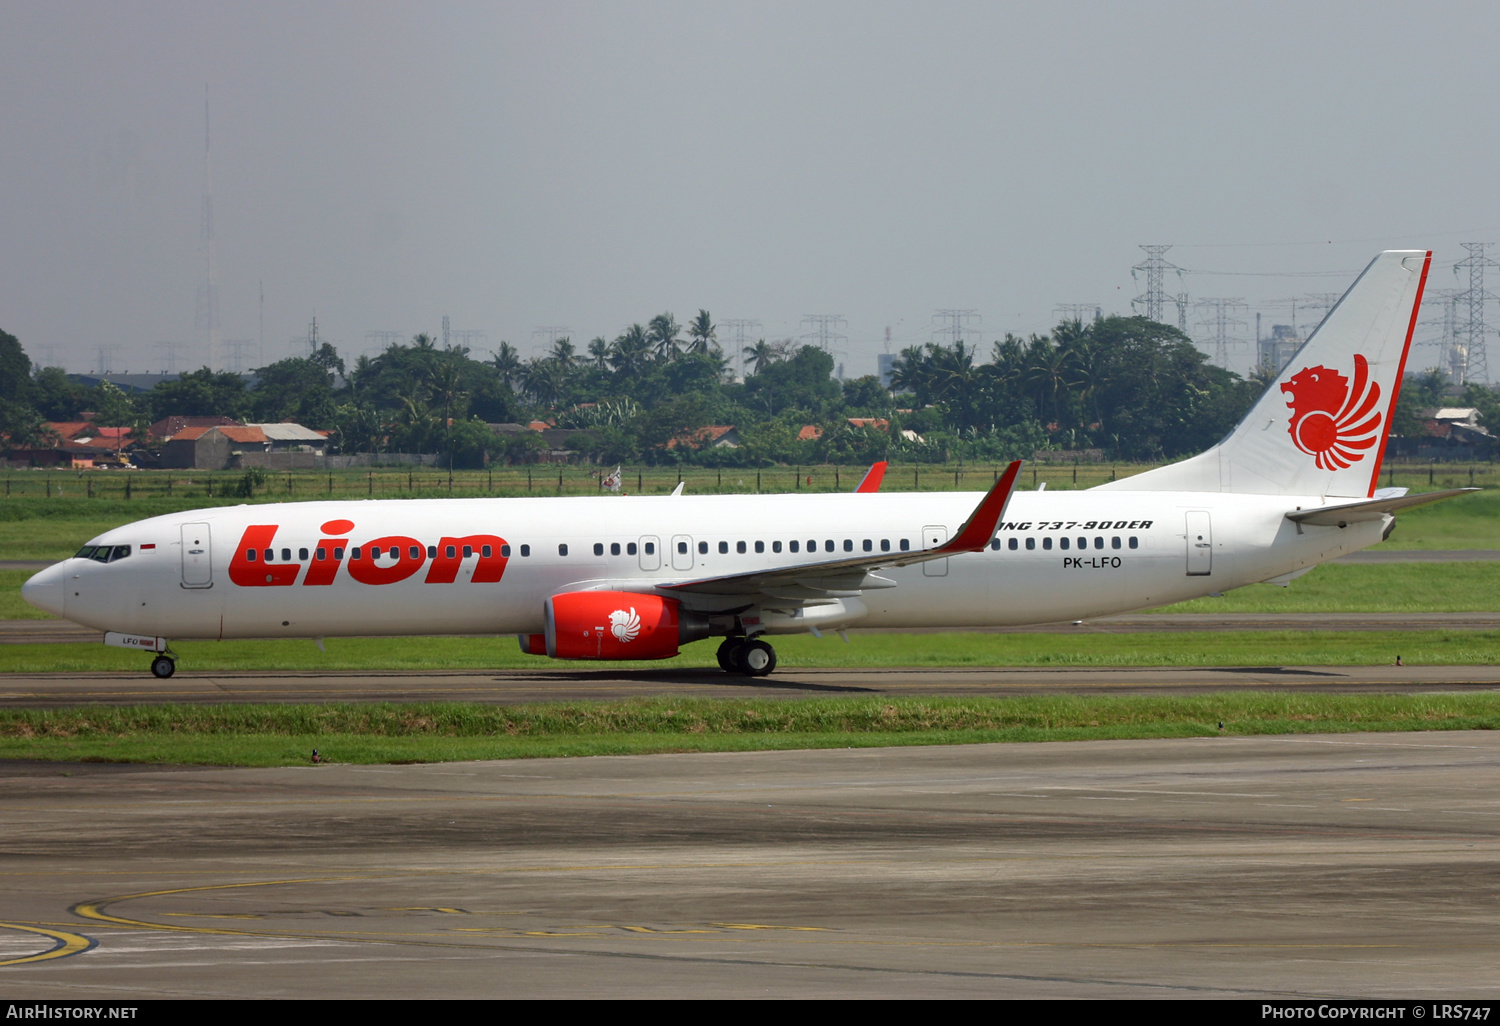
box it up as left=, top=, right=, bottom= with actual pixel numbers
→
left=21, top=564, right=67, bottom=618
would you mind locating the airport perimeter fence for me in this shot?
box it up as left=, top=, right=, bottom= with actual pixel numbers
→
left=1, top=459, right=1494, bottom=507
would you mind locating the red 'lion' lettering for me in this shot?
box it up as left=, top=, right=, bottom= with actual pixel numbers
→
left=1281, top=353, right=1383, bottom=470
left=229, top=526, right=299, bottom=587
left=424, top=535, right=509, bottom=584
left=346, top=536, right=425, bottom=585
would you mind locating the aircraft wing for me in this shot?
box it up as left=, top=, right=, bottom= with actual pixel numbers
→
left=660, top=461, right=1021, bottom=600
left=1285, top=487, right=1477, bottom=526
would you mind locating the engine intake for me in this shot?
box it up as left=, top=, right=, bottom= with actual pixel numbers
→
left=543, top=591, right=709, bottom=660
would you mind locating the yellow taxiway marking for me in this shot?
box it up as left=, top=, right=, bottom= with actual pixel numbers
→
left=0, top=922, right=95, bottom=966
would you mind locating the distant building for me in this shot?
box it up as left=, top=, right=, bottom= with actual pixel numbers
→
left=1258, top=325, right=1304, bottom=376
left=667, top=425, right=741, bottom=450
left=877, top=353, right=896, bottom=389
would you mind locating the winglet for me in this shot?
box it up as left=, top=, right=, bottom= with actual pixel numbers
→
left=853, top=461, right=887, bottom=493
left=941, top=460, right=1022, bottom=553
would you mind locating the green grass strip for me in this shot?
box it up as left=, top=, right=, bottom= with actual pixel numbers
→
left=3, top=694, right=1498, bottom=766
left=1, top=629, right=1495, bottom=674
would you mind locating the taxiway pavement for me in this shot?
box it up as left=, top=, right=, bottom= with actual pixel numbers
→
left=3, top=731, right=1499, bottom=998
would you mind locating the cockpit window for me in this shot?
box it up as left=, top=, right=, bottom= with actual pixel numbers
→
left=81, top=545, right=131, bottom=563
left=75, top=546, right=96, bottom=559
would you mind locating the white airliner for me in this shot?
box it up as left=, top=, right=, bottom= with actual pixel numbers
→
left=23, top=250, right=1473, bottom=679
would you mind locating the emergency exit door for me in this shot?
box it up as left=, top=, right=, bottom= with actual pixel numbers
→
left=1185, top=511, right=1212, bottom=576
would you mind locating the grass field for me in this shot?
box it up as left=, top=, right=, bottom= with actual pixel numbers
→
left=3, top=693, right=1499, bottom=766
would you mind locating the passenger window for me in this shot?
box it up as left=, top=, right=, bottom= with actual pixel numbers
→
left=772, top=540, right=782, bottom=553
left=316, top=548, right=326, bottom=561
left=482, top=545, right=492, bottom=557
left=881, top=539, right=890, bottom=552
left=245, top=549, right=257, bottom=562
left=790, top=540, right=800, bottom=553
left=446, top=545, right=456, bottom=558
left=558, top=544, right=568, bottom=556
left=807, top=539, right=816, bottom=552
left=282, top=549, right=291, bottom=562
left=737, top=541, right=746, bottom=554
left=843, top=539, right=853, bottom=552
left=350, top=548, right=361, bottom=560
left=1042, top=538, right=1052, bottom=550
left=1094, top=537, right=1104, bottom=549
left=610, top=543, right=620, bottom=556
left=264, top=549, right=275, bottom=562
left=719, top=541, right=729, bottom=554
left=755, top=541, right=765, bottom=554
left=1025, top=538, right=1035, bottom=550
left=411, top=546, right=422, bottom=559
left=334, top=547, right=344, bottom=559
left=1111, top=537, right=1121, bottom=549
left=900, top=539, right=910, bottom=551
left=677, top=541, right=687, bottom=554
left=500, top=545, right=510, bottom=557
left=520, top=544, right=530, bottom=557
left=990, top=538, right=1000, bottom=551
left=593, top=543, right=604, bottom=556
left=427, top=545, right=437, bottom=559
left=1060, top=537, right=1070, bottom=550
left=644, top=541, right=654, bottom=555
left=1077, top=537, right=1086, bottom=549
left=825, top=540, right=835, bottom=552
left=863, top=539, right=872, bottom=552
left=699, top=541, right=708, bottom=554
left=298, top=548, right=309, bottom=561
left=1129, top=537, right=1138, bottom=549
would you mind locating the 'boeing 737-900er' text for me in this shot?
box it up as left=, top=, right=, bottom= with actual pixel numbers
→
left=23, top=251, right=1475, bottom=678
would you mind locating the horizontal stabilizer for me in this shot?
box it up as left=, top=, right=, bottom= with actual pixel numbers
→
left=1286, top=488, right=1477, bottom=526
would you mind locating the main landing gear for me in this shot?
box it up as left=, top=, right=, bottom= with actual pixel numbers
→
left=150, top=654, right=176, bottom=679
left=715, top=636, right=777, bottom=677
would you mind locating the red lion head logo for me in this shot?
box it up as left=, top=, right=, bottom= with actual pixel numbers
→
left=1280, top=354, right=1383, bottom=471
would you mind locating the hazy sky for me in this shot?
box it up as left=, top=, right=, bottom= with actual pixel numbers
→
left=3, top=0, right=1498, bottom=381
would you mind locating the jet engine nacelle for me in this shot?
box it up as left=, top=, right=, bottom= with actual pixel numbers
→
left=540, top=591, right=710, bottom=660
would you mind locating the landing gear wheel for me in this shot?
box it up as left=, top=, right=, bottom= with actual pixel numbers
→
left=736, top=638, right=777, bottom=678
left=716, top=637, right=744, bottom=673
left=150, top=655, right=176, bottom=679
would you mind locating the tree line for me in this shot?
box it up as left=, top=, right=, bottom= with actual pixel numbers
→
left=2, top=311, right=1486, bottom=468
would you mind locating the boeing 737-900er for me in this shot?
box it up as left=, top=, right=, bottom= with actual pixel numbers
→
left=22, top=251, right=1477, bottom=679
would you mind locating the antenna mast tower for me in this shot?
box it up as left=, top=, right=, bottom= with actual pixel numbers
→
left=1454, top=242, right=1499, bottom=385
left=1130, top=245, right=1184, bottom=323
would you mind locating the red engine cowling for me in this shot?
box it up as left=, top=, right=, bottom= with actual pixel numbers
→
left=544, top=591, right=708, bottom=660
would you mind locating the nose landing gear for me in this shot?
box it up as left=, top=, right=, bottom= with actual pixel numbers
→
left=714, top=636, right=778, bottom=677
left=150, top=654, right=176, bottom=679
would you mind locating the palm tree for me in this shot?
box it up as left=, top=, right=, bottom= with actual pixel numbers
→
left=743, top=339, right=780, bottom=376
left=686, top=309, right=716, bottom=355
left=490, top=342, right=522, bottom=388
left=647, top=312, right=682, bottom=361
left=549, top=337, right=577, bottom=370
left=610, top=324, right=650, bottom=376
left=587, top=336, right=610, bottom=373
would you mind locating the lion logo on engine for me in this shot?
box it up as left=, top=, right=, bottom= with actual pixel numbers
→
left=1280, top=353, right=1384, bottom=471
left=609, top=607, right=641, bottom=643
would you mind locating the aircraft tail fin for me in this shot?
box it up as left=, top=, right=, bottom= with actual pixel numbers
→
left=1097, top=250, right=1431, bottom=497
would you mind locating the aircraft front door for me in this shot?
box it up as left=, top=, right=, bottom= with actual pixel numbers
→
left=181, top=523, right=213, bottom=588
left=639, top=535, right=661, bottom=571
left=1185, top=511, right=1212, bottom=576
left=671, top=535, right=694, bottom=571
left=922, top=525, right=949, bottom=577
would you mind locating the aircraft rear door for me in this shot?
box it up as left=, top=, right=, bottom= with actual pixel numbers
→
left=922, top=525, right=949, bottom=577
left=181, top=523, right=213, bottom=588
left=1185, top=511, right=1212, bottom=576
